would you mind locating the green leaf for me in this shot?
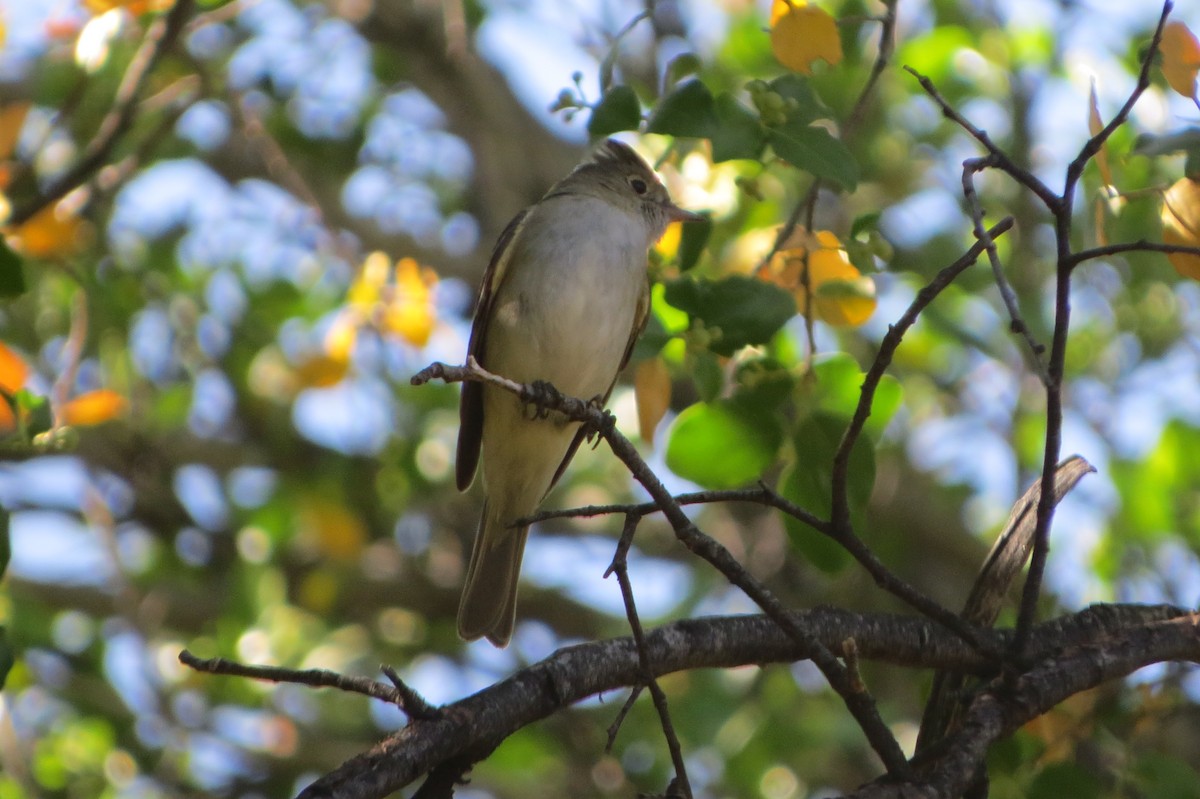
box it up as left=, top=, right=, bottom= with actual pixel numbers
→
left=666, top=53, right=702, bottom=86
left=850, top=212, right=882, bottom=239
left=810, top=355, right=903, bottom=436
left=692, top=351, right=724, bottom=403
left=665, top=399, right=782, bottom=489
left=1028, top=763, right=1103, bottom=799
left=646, top=80, right=717, bottom=138
left=778, top=412, right=875, bottom=572
left=663, top=275, right=796, bottom=357
left=631, top=311, right=671, bottom=362
left=767, top=75, right=828, bottom=124
left=710, top=93, right=765, bottom=162
left=0, top=627, right=12, bottom=691
left=778, top=462, right=849, bottom=572
left=0, top=239, right=26, bottom=298
left=588, top=85, right=642, bottom=137
left=767, top=120, right=859, bottom=190
left=677, top=215, right=712, bottom=272
left=734, top=356, right=795, bottom=411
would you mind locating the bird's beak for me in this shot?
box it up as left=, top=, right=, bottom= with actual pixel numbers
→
left=664, top=201, right=706, bottom=223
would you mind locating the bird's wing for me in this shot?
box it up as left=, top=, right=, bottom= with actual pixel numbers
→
left=456, top=208, right=530, bottom=491
left=547, top=277, right=651, bottom=492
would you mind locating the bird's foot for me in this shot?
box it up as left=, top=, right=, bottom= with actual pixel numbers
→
left=584, top=395, right=608, bottom=447
left=524, top=380, right=564, bottom=420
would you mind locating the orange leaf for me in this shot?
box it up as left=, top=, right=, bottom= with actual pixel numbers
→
left=0, top=341, right=29, bottom=395
left=634, top=356, right=672, bottom=443
left=0, top=103, right=30, bottom=162
left=1161, top=21, right=1200, bottom=99
left=0, top=398, right=15, bottom=436
left=61, top=389, right=127, bottom=426
left=1162, top=177, right=1200, bottom=281
left=770, top=2, right=842, bottom=75
left=11, top=200, right=87, bottom=259
left=294, top=354, right=349, bottom=388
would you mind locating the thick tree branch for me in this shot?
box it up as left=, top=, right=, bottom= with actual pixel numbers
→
left=283, top=604, right=1195, bottom=799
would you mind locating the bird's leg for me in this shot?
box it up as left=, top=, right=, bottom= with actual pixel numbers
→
left=584, top=395, right=608, bottom=447
left=523, top=379, right=564, bottom=420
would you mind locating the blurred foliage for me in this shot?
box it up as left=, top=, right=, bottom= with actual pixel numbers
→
left=0, top=0, right=1197, bottom=797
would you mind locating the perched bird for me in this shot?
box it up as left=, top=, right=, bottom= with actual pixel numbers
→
left=455, top=139, right=700, bottom=646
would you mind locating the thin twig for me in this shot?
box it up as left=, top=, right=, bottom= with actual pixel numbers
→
left=962, top=158, right=1049, bottom=379
left=10, top=0, right=195, bottom=226
left=1067, top=239, right=1200, bottom=268
left=608, top=514, right=692, bottom=798
left=904, top=66, right=1060, bottom=210
left=1013, top=0, right=1173, bottom=658
left=830, top=218, right=1014, bottom=529
left=178, top=649, right=441, bottom=720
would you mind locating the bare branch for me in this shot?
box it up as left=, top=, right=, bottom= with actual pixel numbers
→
left=10, top=0, right=196, bottom=226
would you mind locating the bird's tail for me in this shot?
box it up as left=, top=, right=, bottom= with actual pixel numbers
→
left=456, top=501, right=530, bottom=647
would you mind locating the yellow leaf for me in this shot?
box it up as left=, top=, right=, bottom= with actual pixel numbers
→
left=1162, top=177, right=1200, bottom=281
left=83, top=0, right=174, bottom=14
left=770, top=2, right=842, bottom=75
left=294, top=354, right=349, bottom=388
left=1161, top=21, right=1200, bottom=99
left=324, top=314, right=359, bottom=363
left=0, top=341, right=29, bottom=395
left=348, top=251, right=389, bottom=309
left=61, top=389, right=127, bottom=426
left=1087, top=82, right=1112, bottom=188
left=11, top=200, right=87, bottom=259
left=299, top=499, right=367, bottom=562
left=765, top=228, right=876, bottom=327
left=634, top=356, right=671, bottom=443
left=0, top=103, right=29, bottom=163
left=385, top=257, right=438, bottom=347
left=654, top=220, right=683, bottom=260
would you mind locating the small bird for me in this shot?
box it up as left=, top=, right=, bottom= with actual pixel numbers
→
left=455, top=139, right=700, bottom=646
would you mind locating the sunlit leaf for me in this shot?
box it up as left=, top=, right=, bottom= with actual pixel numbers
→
left=294, top=354, right=350, bottom=388
left=770, top=2, right=842, bottom=75
left=11, top=200, right=87, bottom=259
left=387, top=257, right=438, bottom=347
left=0, top=103, right=29, bottom=162
left=1161, top=177, right=1200, bottom=280
left=61, top=389, right=127, bottom=426
left=0, top=341, right=29, bottom=395
left=763, top=229, right=876, bottom=326
left=1087, top=82, right=1113, bottom=187
left=634, top=356, right=671, bottom=442
left=665, top=399, right=782, bottom=489
left=1161, top=21, right=1200, bottom=99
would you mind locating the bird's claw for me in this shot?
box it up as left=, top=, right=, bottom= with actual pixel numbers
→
left=525, top=380, right=562, bottom=420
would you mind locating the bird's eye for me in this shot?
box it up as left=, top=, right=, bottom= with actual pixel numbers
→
left=630, top=178, right=649, bottom=195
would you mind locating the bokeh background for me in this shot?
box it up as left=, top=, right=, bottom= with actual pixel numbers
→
left=0, top=0, right=1198, bottom=797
